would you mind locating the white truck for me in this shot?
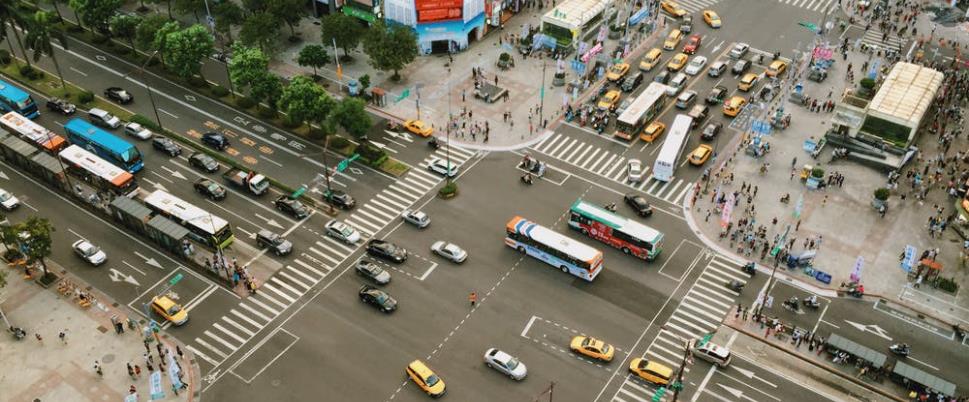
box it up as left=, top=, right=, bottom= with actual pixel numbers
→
left=223, top=168, right=269, bottom=195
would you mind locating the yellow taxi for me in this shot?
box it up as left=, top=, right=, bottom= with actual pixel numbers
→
left=767, top=60, right=788, bottom=77
left=689, top=144, right=714, bottom=165
left=597, top=90, right=621, bottom=112
left=639, top=48, right=663, bottom=71
left=663, top=30, right=683, bottom=50
left=660, top=0, right=687, bottom=17
left=570, top=336, right=615, bottom=362
left=702, top=10, right=721, bottom=28
left=738, top=73, right=759, bottom=92
left=641, top=121, right=666, bottom=142
left=723, top=96, right=747, bottom=117
left=150, top=295, right=188, bottom=326
left=667, top=53, right=689, bottom=72
left=403, top=119, right=434, bottom=137
left=406, top=360, right=446, bottom=397
left=606, top=63, right=630, bottom=82
left=629, top=358, right=674, bottom=385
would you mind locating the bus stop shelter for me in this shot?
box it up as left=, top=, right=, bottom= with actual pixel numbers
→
left=825, top=334, right=887, bottom=367
left=891, top=361, right=956, bottom=397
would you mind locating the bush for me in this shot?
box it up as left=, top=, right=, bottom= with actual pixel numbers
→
left=811, top=167, right=825, bottom=178
left=147, top=57, right=161, bottom=67
left=308, top=127, right=327, bottom=140
left=328, top=136, right=350, bottom=149
left=873, top=188, right=890, bottom=201
left=129, top=114, right=161, bottom=132
left=235, top=97, right=256, bottom=109
left=67, top=25, right=84, bottom=33
left=860, top=78, right=876, bottom=89
left=257, top=106, right=277, bottom=119
left=116, top=47, right=131, bottom=56
left=499, top=52, right=511, bottom=62
left=438, top=182, right=458, bottom=197
left=935, top=277, right=958, bottom=293
left=211, top=85, right=230, bottom=97
left=187, top=76, right=208, bottom=88
left=368, top=154, right=388, bottom=168
left=281, top=114, right=302, bottom=128
left=91, top=34, right=109, bottom=44
left=78, top=90, right=95, bottom=104
left=356, top=142, right=386, bottom=163
left=0, top=49, right=10, bottom=65
left=19, top=65, right=43, bottom=80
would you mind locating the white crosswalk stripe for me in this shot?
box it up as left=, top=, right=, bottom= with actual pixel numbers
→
left=675, top=0, right=721, bottom=13
left=859, top=28, right=906, bottom=51
left=610, top=255, right=749, bottom=401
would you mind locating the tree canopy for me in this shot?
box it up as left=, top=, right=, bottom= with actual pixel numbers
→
left=320, top=13, right=364, bottom=58
left=362, top=21, right=418, bottom=81
left=165, top=24, right=214, bottom=79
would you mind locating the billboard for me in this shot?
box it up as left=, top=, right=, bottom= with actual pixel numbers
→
left=416, top=0, right=463, bottom=22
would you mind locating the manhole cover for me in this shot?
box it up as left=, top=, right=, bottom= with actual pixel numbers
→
left=102, top=354, right=116, bottom=364
left=271, top=379, right=281, bottom=387
left=97, top=326, right=108, bottom=333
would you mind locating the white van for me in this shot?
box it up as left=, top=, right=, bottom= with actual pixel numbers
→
left=666, top=73, right=688, bottom=96
left=692, top=342, right=732, bottom=367
left=88, top=108, right=121, bottom=129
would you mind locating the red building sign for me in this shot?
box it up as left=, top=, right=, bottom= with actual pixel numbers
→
left=416, top=0, right=463, bottom=23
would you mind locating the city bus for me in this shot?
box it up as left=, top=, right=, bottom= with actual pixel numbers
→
left=0, top=112, right=67, bottom=154
left=64, top=118, right=143, bottom=173
left=652, top=114, right=693, bottom=182
left=58, top=145, right=138, bottom=195
left=568, top=199, right=664, bottom=260
left=0, top=78, right=39, bottom=118
left=615, top=82, right=667, bottom=140
left=505, top=216, right=604, bottom=281
left=143, top=190, right=234, bottom=249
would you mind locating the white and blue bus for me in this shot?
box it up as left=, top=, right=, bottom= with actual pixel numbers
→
left=0, top=78, right=39, bottom=119
left=64, top=118, right=143, bottom=173
left=505, top=216, right=604, bottom=281
left=652, top=114, right=693, bottom=182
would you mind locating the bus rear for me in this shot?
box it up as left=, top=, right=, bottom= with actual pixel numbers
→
left=0, top=79, right=39, bottom=119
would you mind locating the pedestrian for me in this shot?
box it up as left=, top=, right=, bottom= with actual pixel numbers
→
left=134, top=365, right=141, bottom=378
left=742, top=307, right=748, bottom=321
left=735, top=303, right=742, bottom=318
left=35, top=333, right=42, bottom=344
left=127, top=362, right=135, bottom=379
left=796, top=220, right=801, bottom=231
left=144, top=352, right=153, bottom=365
left=469, top=291, right=478, bottom=307
left=58, top=330, right=67, bottom=344
left=146, top=361, right=154, bottom=372
left=129, top=385, right=137, bottom=395
left=94, top=361, right=103, bottom=377
left=822, top=195, right=828, bottom=206
left=915, top=274, right=923, bottom=288
left=156, top=342, right=164, bottom=358
left=176, top=345, right=184, bottom=360
left=143, top=339, right=151, bottom=354
left=172, top=383, right=180, bottom=396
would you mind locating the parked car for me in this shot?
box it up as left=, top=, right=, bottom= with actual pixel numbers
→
left=123, top=122, right=153, bottom=140
left=152, top=136, right=181, bottom=157
left=256, top=230, right=292, bottom=256
left=322, top=189, right=355, bottom=209
left=701, top=122, right=723, bottom=140
left=401, top=209, right=431, bottom=228
left=431, top=241, right=468, bottom=263
left=624, top=193, right=653, bottom=217
left=366, top=239, right=407, bottom=263
left=188, top=152, right=220, bottom=173
left=193, top=178, right=226, bottom=201
left=72, top=239, right=107, bottom=266
left=45, top=97, right=76, bottom=115
left=274, top=196, right=310, bottom=219
left=104, top=87, right=133, bottom=104
left=325, top=220, right=361, bottom=244
left=359, top=285, right=397, bottom=313
left=627, top=159, right=646, bottom=182
left=484, top=348, right=528, bottom=380
left=355, top=259, right=391, bottom=285
left=0, top=188, right=20, bottom=211
left=201, top=132, right=230, bottom=151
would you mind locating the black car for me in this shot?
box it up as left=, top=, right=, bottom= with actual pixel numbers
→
left=732, top=59, right=751, bottom=75
left=323, top=189, right=355, bottom=209
left=654, top=70, right=671, bottom=84
left=194, top=178, right=227, bottom=200
left=366, top=239, right=407, bottom=263
left=45, top=97, right=76, bottom=115
left=104, top=87, right=133, bottom=104
left=273, top=195, right=309, bottom=219
left=620, top=72, right=644, bottom=92
left=201, top=132, right=230, bottom=151
left=701, top=122, right=723, bottom=140
left=624, top=193, right=654, bottom=217
left=188, top=152, right=220, bottom=173
left=706, top=86, right=728, bottom=105
left=152, top=136, right=182, bottom=157
left=358, top=285, right=397, bottom=313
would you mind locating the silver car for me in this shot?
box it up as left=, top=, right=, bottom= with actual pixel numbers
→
left=430, top=241, right=467, bottom=263
left=427, top=157, right=459, bottom=177
left=124, top=122, right=153, bottom=140
left=0, top=188, right=20, bottom=210
left=626, top=159, right=646, bottom=182
left=355, top=259, right=391, bottom=285
left=325, top=220, right=361, bottom=244
left=729, top=42, right=750, bottom=59
left=72, top=239, right=107, bottom=266
left=401, top=209, right=431, bottom=228
left=484, top=348, right=527, bottom=380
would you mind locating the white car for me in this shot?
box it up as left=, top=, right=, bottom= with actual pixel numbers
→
left=324, top=220, right=361, bottom=244
left=484, top=348, right=528, bottom=380
left=430, top=241, right=468, bottom=263
left=684, top=56, right=708, bottom=75
left=427, top=157, right=459, bottom=177
left=0, top=188, right=20, bottom=210
left=627, top=159, right=646, bottom=182
left=72, top=239, right=107, bottom=266
left=123, top=122, right=153, bottom=140
left=730, top=42, right=750, bottom=59
left=401, top=209, right=430, bottom=228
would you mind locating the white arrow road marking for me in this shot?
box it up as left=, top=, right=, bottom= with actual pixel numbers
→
left=134, top=251, right=163, bottom=269
left=254, top=213, right=284, bottom=229
left=0, top=170, right=8, bottom=180
left=732, top=366, right=778, bottom=387
left=108, top=268, right=140, bottom=286
left=142, top=178, right=168, bottom=193
left=844, top=320, right=893, bottom=341
left=521, top=316, right=540, bottom=339
left=122, top=261, right=146, bottom=276
left=160, top=166, right=187, bottom=180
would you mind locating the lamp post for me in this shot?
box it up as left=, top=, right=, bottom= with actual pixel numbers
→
left=123, top=50, right=164, bottom=131
left=539, top=58, right=547, bottom=129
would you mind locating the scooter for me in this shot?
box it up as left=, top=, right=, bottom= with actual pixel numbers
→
left=604, top=203, right=618, bottom=212
left=428, top=138, right=440, bottom=150
left=521, top=173, right=534, bottom=185
left=783, top=297, right=801, bottom=312
left=742, top=262, right=756, bottom=276
left=726, top=280, right=744, bottom=292
left=8, top=326, right=26, bottom=340
left=889, top=343, right=910, bottom=357
left=780, top=194, right=791, bottom=204
left=803, top=295, right=820, bottom=309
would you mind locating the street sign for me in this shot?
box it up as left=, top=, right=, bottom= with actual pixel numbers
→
left=697, top=333, right=713, bottom=347
left=652, top=387, right=667, bottom=402
left=291, top=185, right=307, bottom=198
left=395, top=88, right=410, bottom=103
left=168, top=273, right=183, bottom=286
left=337, top=153, right=360, bottom=172
left=798, top=21, right=819, bottom=32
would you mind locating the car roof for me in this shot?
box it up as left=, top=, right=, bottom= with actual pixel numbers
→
left=153, top=296, right=176, bottom=308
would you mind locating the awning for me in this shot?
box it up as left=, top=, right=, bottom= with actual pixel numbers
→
left=825, top=334, right=887, bottom=366
left=893, top=361, right=956, bottom=396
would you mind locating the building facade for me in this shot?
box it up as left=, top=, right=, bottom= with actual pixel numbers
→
left=384, top=0, right=487, bottom=54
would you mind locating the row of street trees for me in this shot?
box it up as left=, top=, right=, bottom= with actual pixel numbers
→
left=0, top=214, right=56, bottom=281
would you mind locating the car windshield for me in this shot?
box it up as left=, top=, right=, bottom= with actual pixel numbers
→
left=82, top=244, right=99, bottom=256
left=0, top=192, right=10, bottom=202
left=167, top=305, right=181, bottom=315
left=207, top=183, right=221, bottom=192
left=425, top=374, right=440, bottom=386
left=505, top=357, right=520, bottom=370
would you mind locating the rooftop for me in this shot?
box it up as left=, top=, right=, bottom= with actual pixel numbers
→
left=867, top=62, right=944, bottom=127
left=542, top=0, right=614, bottom=29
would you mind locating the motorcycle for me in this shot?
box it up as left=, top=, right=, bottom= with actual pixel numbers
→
left=780, top=194, right=791, bottom=204
left=521, top=173, right=534, bottom=185
left=387, top=121, right=401, bottom=131
left=831, top=147, right=850, bottom=161
left=8, top=326, right=26, bottom=340
left=842, top=281, right=864, bottom=298
left=742, top=262, right=756, bottom=276
left=803, top=295, right=820, bottom=309
left=603, top=203, right=618, bottom=212
left=726, top=280, right=745, bottom=292
left=428, top=138, right=440, bottom=150
left=783, top=297, right=801, bottom=312
left=889, top=343, right=910, bottom=357
left=955, top=325, right=966, bottom=341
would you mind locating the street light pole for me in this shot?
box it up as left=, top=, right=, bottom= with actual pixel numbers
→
left=670, top=339, right=691, bottom=401
left=321, top=136, right=333, bottom=195
left=445, top=68, right=452, bottom=185
left=124, top=50, right=164, bottom=131
left=539, top=58, right=546, bottom=129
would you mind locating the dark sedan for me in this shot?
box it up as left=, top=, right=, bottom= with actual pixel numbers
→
left=202, top=132, right=230, bottom=151
left=624, top=193, right=654, bottom=217
left=366, top=239, right=407, bottom=263
left=194, top=178, right=226, bottom=201
left=273, top=195, right=310, bottom=219
left=152, top=136, right=181, bottom=157
left=323, top=189, right=355, bottom=209
left=45, top=97, right=76, bottom=115
left=359, top=285, right=397, bottom=313
left=188, top=152, right=220, bottom=173
left=104, top=87, right=133, bottom=104
left=700, top=122, right=723, bottom=140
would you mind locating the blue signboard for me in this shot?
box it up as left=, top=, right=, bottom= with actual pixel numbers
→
left=901, top=245, right=917, bottom=272
left=629, top=9, right=650, bottom=26
left=571, top=60, right=586, bottom=75
left=815, top=270, right=832, bottom=284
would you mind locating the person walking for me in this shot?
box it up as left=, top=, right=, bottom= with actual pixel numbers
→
left=35, top=333, right=43, bottom=344
left=134, top=365, right=142, bottom=378
left=469, top=291, right=478, bottom=307
left=127, top=362, right=135, bottom=379
left=176, top=345, right=184, bottom=360
left=94, top=361, right=103, bottom=377
left=58, top=330, right=67, bottom=344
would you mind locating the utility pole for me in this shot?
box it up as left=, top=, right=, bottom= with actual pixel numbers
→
left=539, top=58, right=547, bottom=129
left=533, top=381, right=554, bottom=402
left=124, top=50, right=164, bottom=131
left=321, top=136, right=333, bottom=195
left=670, top=339, right=691, bottom=401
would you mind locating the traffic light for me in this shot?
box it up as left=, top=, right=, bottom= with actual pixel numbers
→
left=671, top=381, right=684, bottom=391
left=651, top=387, right=667, bottom=402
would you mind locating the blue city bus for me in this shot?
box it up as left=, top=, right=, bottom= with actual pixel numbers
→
left=0, top=78, right=40, bottom=119
left=64, top=118, right=144, bottom=173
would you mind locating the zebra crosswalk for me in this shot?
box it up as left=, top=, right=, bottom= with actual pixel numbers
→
left=531, top=133, right=694, bottom=205
left=858, top=28, right=906, bottom=51
left=675, top=0, right=722, bottom=14
left=185, top=143, right=478, bottom=368
left=611, top=255, right=750, bottom=402
left=772, top=0, right=838, bottom=12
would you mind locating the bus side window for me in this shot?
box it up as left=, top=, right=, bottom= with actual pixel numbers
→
left=613, top=230, right=632, bottom=243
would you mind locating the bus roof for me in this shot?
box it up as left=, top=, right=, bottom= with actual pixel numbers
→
left=0, top=112, right=66, bottom=152
left=144, top=190, right=228, bottom=235
left=655, top=114, right=693, bottom=165
left=64, top=118, right=135, bottom=155
left=0, top=79, right=29, bottom=101
left=570, top=200, right=663, bottom=242
left=506, top=216, right=602, bottom=263
left=60, top=145, right=133, bottom=186
left=617, top=82, right=667, bottom=125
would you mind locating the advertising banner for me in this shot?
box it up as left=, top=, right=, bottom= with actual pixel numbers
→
left=416, top=0, right=463, bottom=22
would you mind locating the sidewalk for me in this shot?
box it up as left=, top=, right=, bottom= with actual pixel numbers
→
left=0, top=260, right=200, bottom=402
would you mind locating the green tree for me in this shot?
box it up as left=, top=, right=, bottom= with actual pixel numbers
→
left=0, top=213, right=17, bottom=254
left=320, top=13, right=363, bottom=59
left=47, top=0, right=66, bottom=21
left=135, top=14, right=169, bottom=51
left=267, top=0, right=305, bottom=38
left=328, top=97, right=371, bottom=139
left=250, top=72, right=282, bottom=108
left=228, top=44, right=270, bottom=93
left=147, top=0, right=175, bottom=18
left=239, top=12, right=278, bottom=53
left=152, top=20, right=181, bottom=66
left=69, top=0, right=123, bottom=33
left=17, top=217, right=54, bottom=277
left=212, top=1, right=244, bottom=43
left=174, top=0, right=206, bottom=22
left=241, top=0, right=268, bottom=14
left=24, top=11, right=69, bottom=90
left=109, top=14, right=142, bottom=52
left=277, top=75, right=333, bottom=126
left=0, top=1, right=30, bottom=67
left=297, top=44, right=328, bottom=77
left=165, top=25, right=214, bottom=79
left=362, top=21, right=418, bottom=81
